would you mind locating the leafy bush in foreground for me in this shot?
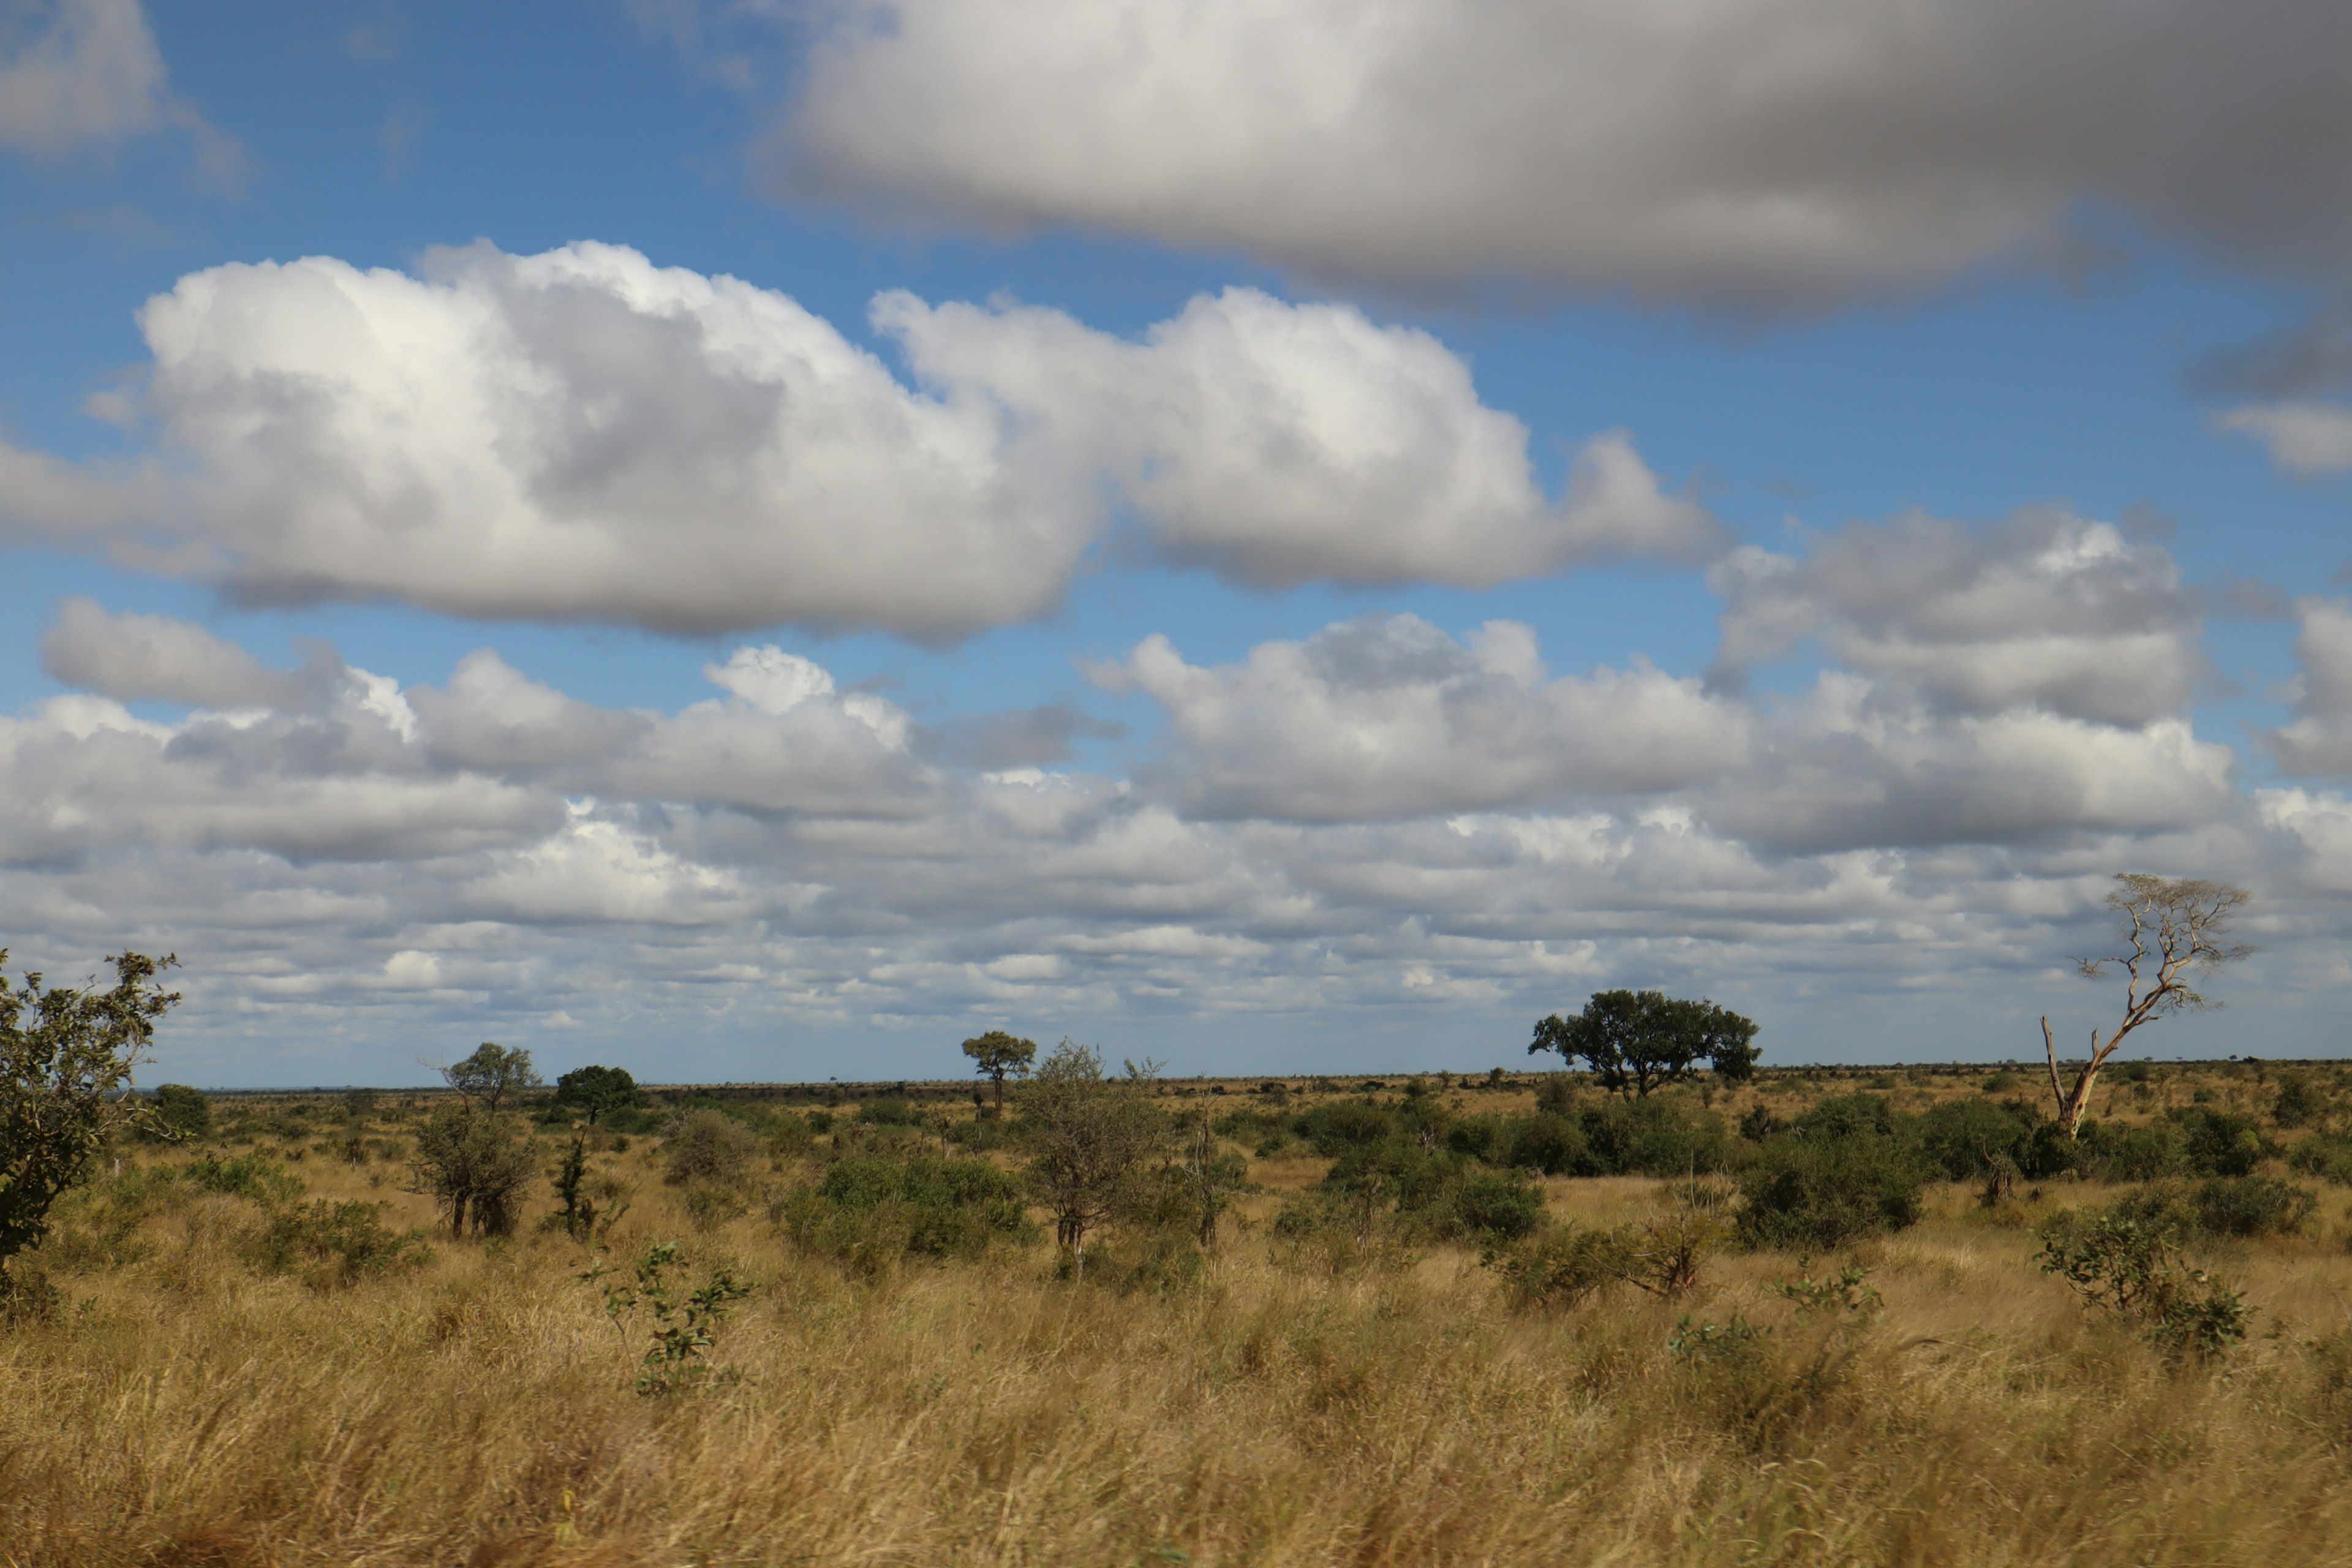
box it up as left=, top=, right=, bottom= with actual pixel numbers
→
left=1735, top=1133, right=1924, bottom=1252
left=247, top=1199, right=432, bottom=1289
left=2037, top=1210, right=2247, bottom=1359
left=777, top=1154, right=1034, bottom=1274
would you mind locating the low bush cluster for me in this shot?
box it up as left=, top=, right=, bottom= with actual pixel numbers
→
left=777, top=1154, right=1035, bottom=1275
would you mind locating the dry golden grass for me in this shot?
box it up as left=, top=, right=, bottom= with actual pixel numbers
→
left=8, top=1075, right=2352, bottom=1567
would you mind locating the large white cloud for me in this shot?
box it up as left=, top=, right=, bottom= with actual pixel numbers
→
left=1099, top=614, right=1748, bottom=819
left=1710, top=509, right=2206, bottom=726
left=770, top=0, right=2352, bottom=306
left=885, top=288, right=1720, bottom=588
left=0, top=244, right=1708, bottom=635
left=2265, top=600, right=2352, bottom=776
left=6, top=579, right=2333, bottom=1077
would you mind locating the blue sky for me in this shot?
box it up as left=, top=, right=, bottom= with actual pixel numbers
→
left=2, top=0, right=2350, bottom=1087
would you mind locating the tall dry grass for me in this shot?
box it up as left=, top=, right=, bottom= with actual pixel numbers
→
left=7, top=1107, right=2352, bottom=1566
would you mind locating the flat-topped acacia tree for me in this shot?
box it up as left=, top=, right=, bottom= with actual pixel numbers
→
left=962, top=1030, right=1038, bottom=1111
left=2044, top=874, right=2253, bottom=1137
left=1528, top=990, right=1760, bottom=1098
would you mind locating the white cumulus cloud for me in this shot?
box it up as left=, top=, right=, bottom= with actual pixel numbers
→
left=0, top=244, right=1709, bottom=636
left=771, top=0, right=2352, bottom=306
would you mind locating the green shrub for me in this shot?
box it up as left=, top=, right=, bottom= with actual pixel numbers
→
left=1500, top=1112, right=1587, bottom=1175
left=1790, top=1093, right=1901, bottom=1140
left=663, top=1108, right=761, bottom=1187
left=1735, top=1133, right=1924, bottom=1252
left=1450, top=1170, right=1546, bottom=1242
left=184, top=1152, right=303, bottom=1205
left=2272, top=1071, right=2325, bottom=1129
left=2036, top=1210, right=2246, bottom=1359
left=247, top=1199, right=431, bottom=1289
left=777, top=1154, right=1033, bottom=1274
left=2077, top=1120, right=2184, bottom=1181
left=1578, top=1096, right=1727, bottom=1175
left=1294, top=1099, right=1395, bottom=1156
left=2116, top=1177, right=2318, bottom=1239
left=2288, top=1133, right=2352, bottom=1186
left=141, top=1084, right=211, bottom=1142
left=1915, top=1097, right=2032, bottom=1181
left=2174, top=1107, right=2266, bottom=1177
left=1488, top=1223, right=1627, bottom=1310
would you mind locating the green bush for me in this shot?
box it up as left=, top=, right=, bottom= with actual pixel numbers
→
left=1294, top=1099, right=1395, bottom=1156
left=2036, top=1210, right=2246, bottom=1359
left=1915, top=1097, right=2032, bottom=1180
left=1789, top=1093, right=1900, bottom=1140
left=2076, top=1120, right=2184, bottom=1181
left=184, top=1152, right=303, bottom=1205
left=141, top=1084, right=211, bottom=1142
left=1578, top=1096, right=1727, bottom=1175
left=2116, top=1177, right=2318, bottom=1240
left=247, top=1199, right=431, bottom=1288
left=663, top=1109, right=761, bottom=1187
left=2174, top=1107, right=2266, bottom=1177
left=1500, top=1112, right=1587, bottom=1175
left=777, top=1154, right=1033, bottom=1273
left=1450, top=1170, right=1546, bottom=1242
left=2288, top=1133, right=2352, bottom=1186
left=1735, top=1133, right=1924, bottom=1252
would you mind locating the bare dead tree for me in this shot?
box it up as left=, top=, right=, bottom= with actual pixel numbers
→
left=2043, top=874, right=2252, bottom=1137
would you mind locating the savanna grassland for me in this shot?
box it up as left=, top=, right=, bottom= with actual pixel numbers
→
left=12, top=1061, right=2352, bottom=1568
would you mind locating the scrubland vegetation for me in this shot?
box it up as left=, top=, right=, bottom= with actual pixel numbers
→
left=15, top=1039, right=2352, bottom=1566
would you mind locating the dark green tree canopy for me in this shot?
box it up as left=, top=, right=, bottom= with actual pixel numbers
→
left=1528, top=990, right=1760, bottom=1098
left=443, top=1042, right=541, bottom=1112
left=148, top=1083, right=211, bottom=1141
left=554, top=1064, right=640, bottom=1124
left=962, top=1030, right=1038, bottom=1108
left=2, top=950, right=181, bottom=1273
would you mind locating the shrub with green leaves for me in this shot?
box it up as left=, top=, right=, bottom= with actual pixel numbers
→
left=2, top=949, right=181, bottom=1283
left=582, top=1240, right=752, bottom=1395
left=1915, top=1096, right=2034, bottom=1181
left=1735, top=1132, right=1924, bottom=1252
left=2111, top=1177, right=2318, bottom=1240
left=410, top=1104, right=535, bottom=1238
left=662, top=1108, right=761, bottom=1188
left=2174, top=1107, right=2266, bottom=1177
left=2036, top=1210, right=2247, bottom=1359
left=1577, top=1095, right=1728, bottom=1175
left=141, top=1084, right=211, bottom=1143
left=777, top=1153, right=1034, bottom=1274
left=247, top=1199, right=431, bottom=1289
left=2288, top=1133, right=2352, bottom=1186
left=184, top=1152, right=304, bottom=1205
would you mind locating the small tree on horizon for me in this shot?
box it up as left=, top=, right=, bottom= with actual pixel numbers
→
left=2043, top=875, right=2253, bottom=1137
left=1528, top=990, right=1760, bottom=1098
left=962, top=1030, right=1038, bottom=1111
left=554, top=1064, right=640, bottom=1125
left=443, top=1042, right=541, bottom=1112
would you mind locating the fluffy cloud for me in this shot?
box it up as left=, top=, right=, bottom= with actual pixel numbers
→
left=2217, top=402, right=2352, bottom=474
left=0, top=0, right=237, bottom=172
left=886, top=288, right=1720, bottom=587
left=0, top=244, right=1707, bottom=635
left=0, top=0, right=167, bottom=153
left=2265, top=600, right=2352, bottom=775
left=773, top=0, right=2352, bottom=305
left=6, top=577, right=2335, bottom=1077
left=1711, top=510, right=2206, bottom=725
left=1101, top=614, right=1748, bottom=820
left=40, top=597, right=312, bottom=709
